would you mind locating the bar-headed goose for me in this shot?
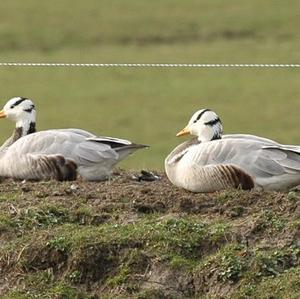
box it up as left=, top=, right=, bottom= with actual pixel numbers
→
left=165, top=108, right=300, bottom=192
left=0, top=97, right=148, bottom=181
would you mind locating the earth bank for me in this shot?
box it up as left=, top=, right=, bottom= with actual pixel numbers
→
left=0, top=171, right=300, bottom=298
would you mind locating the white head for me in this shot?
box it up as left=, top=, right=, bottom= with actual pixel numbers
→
left=176, top=109, right=223, bottom=142
left=0, top=97, right=36, bottom=124
left=0, top=97, right=36, bottom=135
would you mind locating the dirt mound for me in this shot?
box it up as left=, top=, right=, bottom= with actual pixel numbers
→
left=1, top=171, right=300, bottom=298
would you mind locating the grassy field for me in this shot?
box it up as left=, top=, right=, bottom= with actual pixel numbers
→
left=0, top=1, right=300, bottom=169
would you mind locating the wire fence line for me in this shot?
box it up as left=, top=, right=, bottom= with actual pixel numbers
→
left=0, top=62, right=299, bottom=68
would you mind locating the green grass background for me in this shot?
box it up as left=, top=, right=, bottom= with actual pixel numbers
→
left=0, top=0, right=300, bottom=169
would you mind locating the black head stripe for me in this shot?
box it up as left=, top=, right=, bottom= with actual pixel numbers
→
left=10, top=97, right=28, bottom=109
left=24, top=104, right=35, bottom=113
left=195, top=109, right=211, bottom=122
left=205, top=117, right=221, bottom=126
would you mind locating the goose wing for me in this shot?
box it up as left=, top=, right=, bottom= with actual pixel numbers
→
left=223, top=133, right=280, bottom=145
left=54, top=128, right=96, bottom=138
left=224, top=134, right=300, bottom=154
left=6, top=130, right=118, bottom=165
left=5, top=129, right=146, bottom=166
left=186, top=138, right=300, bottom=178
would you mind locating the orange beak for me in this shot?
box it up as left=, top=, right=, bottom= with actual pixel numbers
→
left=0, top=110, right=6, bottom=118
left=176, top=126, right=190, bottom=137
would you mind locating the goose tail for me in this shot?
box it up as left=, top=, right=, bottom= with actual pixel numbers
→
left=115, top=143, right=149, bottom=161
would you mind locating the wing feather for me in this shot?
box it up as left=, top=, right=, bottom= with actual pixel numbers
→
left=5, top=130, right=120, bottom=166
left=185, top=138, right=300, bottom=179
left=75, top=141, right=118, bottom=164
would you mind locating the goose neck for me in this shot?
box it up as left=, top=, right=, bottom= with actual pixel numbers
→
left=15, top=121, right=36, bottom=137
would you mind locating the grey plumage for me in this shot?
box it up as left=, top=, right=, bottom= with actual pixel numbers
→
left=166, top=108, right=300, bottom=192
left=0, top=152, right=77, bottom=181
left=0, top=97, right=148, bottom=181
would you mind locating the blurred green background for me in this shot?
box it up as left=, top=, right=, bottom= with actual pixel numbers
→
left=0, top=0, right=299, bottom=169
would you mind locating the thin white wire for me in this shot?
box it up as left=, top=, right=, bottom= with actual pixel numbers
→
left=0, top=62, right=299, bottom=68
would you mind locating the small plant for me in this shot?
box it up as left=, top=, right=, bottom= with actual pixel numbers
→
left=46, top=236, right=71, bottom=252
left=16, top=205, right=69, bottom=229
left=68, top=270, right=82, bottom=283
left=287, top=191, right=298, bottom=201
left=219, top=255, right=243, bottom=282
left=255, top=247, right=300, bottom=278
left=264, top=211, right=285, bottom=232
left=218, top=245, right=247, bottom=282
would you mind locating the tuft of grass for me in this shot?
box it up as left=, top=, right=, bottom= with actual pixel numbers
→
left=0, top=192, right=23, bottom=203
left=0, top=213, right=15, bottom=233
left=106, top=248, right=147, bottom=289
left=1, top=203, right=112, bottom=237
left=209, top=222, right=231, bottom=242
left=46, top=217, right=210, bottom=259
left=70, top=204, right=93, bottom=225
left=236, top=267, right=300, bottom=299
left=106, top=266, right=131, bottom=288
left=290, top=218, right=300, bottom=229
left=3, top=271, right=87, bottom=299
left=169, top=255, right=198, bottom=271
left=215, top=189, right=242, bottom=203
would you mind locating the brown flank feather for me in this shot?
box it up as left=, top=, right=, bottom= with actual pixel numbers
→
left=221, top=164, right=254, bottom=190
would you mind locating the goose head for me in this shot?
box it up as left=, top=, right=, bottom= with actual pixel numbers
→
left=176, top=109, right=223, bottom=142
left=0, top=97, right=36, bottom=135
